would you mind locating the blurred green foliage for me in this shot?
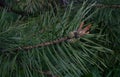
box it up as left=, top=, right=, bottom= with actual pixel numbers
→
left=0, top=0, right=120, bottom=77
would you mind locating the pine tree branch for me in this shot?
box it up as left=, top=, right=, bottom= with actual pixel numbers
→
left=30, top=65, right=59, bottom=77
left=38, top=71, right=59, bottom=77
left=25, top=37, right=69, bottom=48
left=12, top=22, right=91, bottom=52
left=15, top=36, right=70, bottom=51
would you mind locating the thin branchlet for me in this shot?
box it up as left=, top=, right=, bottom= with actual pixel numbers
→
left=14, top=36, right=74, bottom=51
left=4, top=22, right=91, bottom=52
left=23, top=36, right=69, bottom=50
left=12, top=31, right=79, bottom=51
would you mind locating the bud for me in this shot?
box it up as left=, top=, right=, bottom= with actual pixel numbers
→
left=68, top=31, right=77, bottom=38
left=67, top=31, right=78, bottom=43
left=67, top=38, right=77, bottom=43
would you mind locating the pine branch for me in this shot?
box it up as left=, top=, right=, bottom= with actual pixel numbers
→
left=10, top=22, right=91, bottom=52
left=38, top=71, right=59, bottom=77
left=16, top=36, right=69, bottom=51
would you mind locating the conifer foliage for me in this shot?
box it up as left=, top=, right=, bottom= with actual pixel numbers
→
left=0, top=0, right=120, bottom=77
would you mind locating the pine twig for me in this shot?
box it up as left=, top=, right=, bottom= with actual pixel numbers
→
left=13, top=34, right=79, bottom=51
left=16, top=36, right=70, bottom=51
left=30, top=66, right=59, bottom=77
left=13, top=22, right=91, bottom=51
left=38, top=71, right=59, bottom=77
